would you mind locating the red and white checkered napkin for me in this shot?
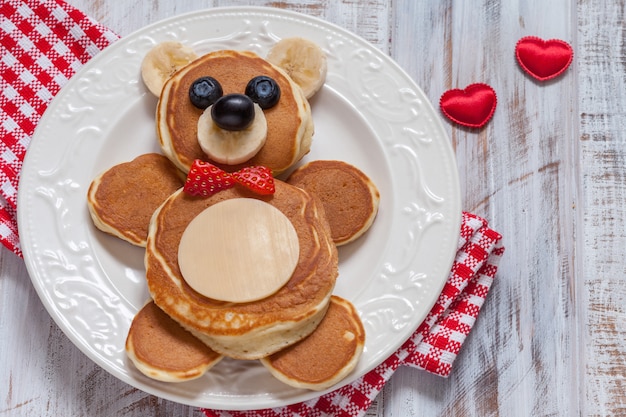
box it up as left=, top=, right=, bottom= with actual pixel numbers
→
left=0, top=0, right=118, bottom=257
left=0, top=1, right=505, bottom=415
left=202, top=211, right=504, bottom=417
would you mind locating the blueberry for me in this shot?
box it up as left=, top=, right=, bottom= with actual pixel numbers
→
left=189, top=76, right=223, bottom=109
left=211, top=94, right=255, bottom=131
left=245, top=76, right=281, bottom=109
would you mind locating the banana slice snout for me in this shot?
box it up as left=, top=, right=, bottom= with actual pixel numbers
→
left=197, top=103, right=268, bottom=165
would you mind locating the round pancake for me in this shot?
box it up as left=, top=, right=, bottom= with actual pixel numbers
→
left=145, top=180, right=338, bottom=360
left=126, top=300, right=222, bottom=382
left=260, top=295, right=365, bottom=391
left=287, top=160, right=380, bottom=245
left=87, top=153, right=185, bottom=247
left=157, top=50, right=313, bottom=175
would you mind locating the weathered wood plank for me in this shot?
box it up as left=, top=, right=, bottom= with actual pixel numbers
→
left=578, top=1, right=626, bottom=415
left=386, top=0, right=579, bottom=416
left=5, top=0, right=626, bottom=416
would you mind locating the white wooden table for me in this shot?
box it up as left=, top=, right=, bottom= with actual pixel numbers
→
left=2, top=1, right=625, bottom=416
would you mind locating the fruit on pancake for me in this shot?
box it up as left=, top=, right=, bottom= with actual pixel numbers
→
left=183, top=160, right=275, bottom=197
left=197, top=100, right=268, bottom=165
left=266, top=37, right=327, bottom=99
left=231, top=165, right=276, bottom=195
left=188, top=76, right=223, bottom=109
left=245, top=75, right=281, bottom=109
left=87, top=39, right=380, bottom=389
left=157, top=50, right=313, bottom=175
left=141, top=41, right=198, bottom=97
left=183, top=159, right=235, bottom=197
left=210, top=93, right=256, bottom=131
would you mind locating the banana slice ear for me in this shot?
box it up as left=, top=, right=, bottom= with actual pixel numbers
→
left=141, top=41, right=198, bottom=97
left=266, top=37, right=327, bottom=99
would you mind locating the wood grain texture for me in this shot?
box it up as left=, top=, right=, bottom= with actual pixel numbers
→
left=385, top=1, right=579, bottom=416
left=578, top=1, right=626, bottom=416
left=386, top=1, right=580, bottom=416
left=2, top=0, right=625, bottom=416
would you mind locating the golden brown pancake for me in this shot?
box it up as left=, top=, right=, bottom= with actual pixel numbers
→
left=126, top=300, right=222, bottom=382
left=87, top=153, right=185, bottom=247
left=157, top=50, right=313, bottom=175
left=260, top=295, right=365, bottom=391
left=287, top=160, right=380, bottom=245
left=145, top=180, right=338, bottom=360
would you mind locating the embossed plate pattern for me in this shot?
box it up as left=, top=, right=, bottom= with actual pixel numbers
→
left=18, top=6, right=461, bottom=410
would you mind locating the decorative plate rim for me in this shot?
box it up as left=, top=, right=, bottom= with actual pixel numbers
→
left=17, top=6, right=461, bottom=410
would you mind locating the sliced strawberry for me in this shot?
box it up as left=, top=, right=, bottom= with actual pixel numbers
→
left=231, top=165, right=275, bottom=195
left=183, top=160, right=234, bottom=197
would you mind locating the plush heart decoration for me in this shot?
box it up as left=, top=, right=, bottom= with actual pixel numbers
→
left=515, top=36, right=573, bottom=81
left=439, top=83, right=497, bottom=128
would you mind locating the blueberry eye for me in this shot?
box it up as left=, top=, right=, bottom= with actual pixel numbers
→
left=189, top=76, right=223, bottom=109
left=245, top=76, right=281, bottom=109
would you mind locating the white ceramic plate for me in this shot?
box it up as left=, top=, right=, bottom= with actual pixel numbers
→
left=18, top=6, right=460, bottom=410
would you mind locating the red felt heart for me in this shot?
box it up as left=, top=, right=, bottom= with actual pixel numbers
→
left=439, top=83, right=497, bottom=128
left=515, top=36, right=573, bottom=81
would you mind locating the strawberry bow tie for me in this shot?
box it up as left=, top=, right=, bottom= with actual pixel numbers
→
left=184, top=160, right=275, bottom=197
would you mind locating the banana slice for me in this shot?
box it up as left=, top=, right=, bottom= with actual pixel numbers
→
left=197, top=104, right=268, bottom=165
left=266, top=37, right=327, bottom=99
left=141, top=41, right=198, bottom=97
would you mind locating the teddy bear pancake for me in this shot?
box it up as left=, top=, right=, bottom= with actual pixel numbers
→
left=157, top=49, right=313, bottom=175
left=87, top=39, right=382, bottom=390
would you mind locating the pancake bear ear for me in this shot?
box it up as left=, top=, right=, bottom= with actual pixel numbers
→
left=266, top=37, right=327, bottom=99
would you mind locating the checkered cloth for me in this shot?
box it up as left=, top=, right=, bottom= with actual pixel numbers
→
left=0, top=0, right=117, bottom=257
left=0, top=1, right=505, bottom=415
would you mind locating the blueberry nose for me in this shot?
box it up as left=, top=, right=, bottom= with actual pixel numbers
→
left=210, top=94, right=255, bottom=131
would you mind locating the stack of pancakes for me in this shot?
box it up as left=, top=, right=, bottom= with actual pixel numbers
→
left=157, top=50, right=313, bottom=175
left=144, top=180, right=339, bottom=360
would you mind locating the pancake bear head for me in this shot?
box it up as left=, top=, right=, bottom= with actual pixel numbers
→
left=153, top=39, right=327, bottom=176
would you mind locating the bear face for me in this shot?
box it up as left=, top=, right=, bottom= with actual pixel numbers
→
left=157, top=50, right=313, bottom=176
